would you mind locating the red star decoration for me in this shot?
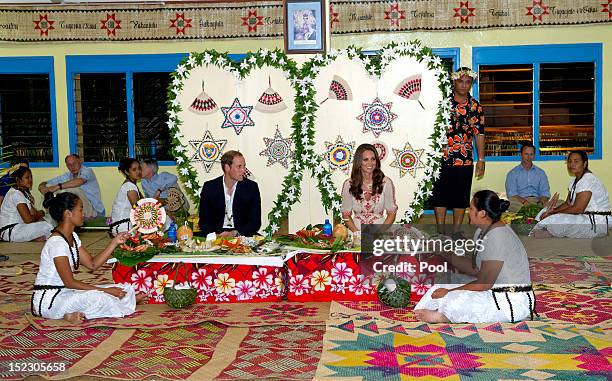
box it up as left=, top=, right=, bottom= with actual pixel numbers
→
left=33, top=14, right=55, bottom=36
left=384, top=3, right=406, bottom=27
left=602, top=0, right=612, bottom=18
left=330, top=5, right=340, bottom=29
left=241, top=10, right=264, bottom=32
left=170, top=12, right=193, bottom=35
left=100, top=13, right=122, bottom=36
left=453, top=1, right=476, bottom=24
left=526, top=0, right=550, bottom=22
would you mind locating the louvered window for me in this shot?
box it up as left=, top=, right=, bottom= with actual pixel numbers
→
left=0, top=73, right=53, bottom=162
left=67, top=54, right=187, bottom=164
left=474, top=44, right=600, bottom=160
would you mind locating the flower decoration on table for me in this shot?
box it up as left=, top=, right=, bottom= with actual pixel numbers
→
left=275, top=224, right=352, bottom=252
left=113, top=232, right=172, bottom=267
left=502, top=203, right=544, bottom=235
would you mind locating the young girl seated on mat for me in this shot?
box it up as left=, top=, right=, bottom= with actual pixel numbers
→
left=110, top=157, right=143, bottom=236
left=0, top=166, right=53, bottom=242
left=32, top=192, right=146, bottom=323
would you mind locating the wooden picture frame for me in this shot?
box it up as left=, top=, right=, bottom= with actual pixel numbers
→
left=284, top=0, right=326, bottom=54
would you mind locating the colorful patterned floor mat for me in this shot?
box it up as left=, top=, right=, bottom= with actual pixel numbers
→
left=316, top=318, right=612, bottom=380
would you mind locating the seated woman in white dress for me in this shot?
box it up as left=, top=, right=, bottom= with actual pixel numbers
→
left=531, top=151, right=610, bottom=239
left=415, top=190, right=536, bottom=324
left=341, top=144, right=398, bottom=233
left=32, top=192, right=145, bottom=323
left=110, top=158, right=143, bottom=236
left=0, top=167, right=52, bottom=242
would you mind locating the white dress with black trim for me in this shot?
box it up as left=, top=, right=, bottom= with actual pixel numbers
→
left=415, top=225, right=536, bottom=324
left=32, top=233, right=136, bottom=320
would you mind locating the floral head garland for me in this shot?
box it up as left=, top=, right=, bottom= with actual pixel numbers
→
left=450, top=67, right=478, bottom=81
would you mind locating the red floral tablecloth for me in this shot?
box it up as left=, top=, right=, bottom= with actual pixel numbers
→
left=285, top=252, right=443, bottom=302
left=112, top=262, right=285, bottom=304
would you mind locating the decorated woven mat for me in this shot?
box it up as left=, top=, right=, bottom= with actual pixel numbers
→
left=26, top=302, right=329, bottom=330
left=529, top=256, right=611, bottom=285
left=0, top=294, right=30, bottom=331
left=315, top=318, right=611, bottom=380
left=329, top=283, right=612, bottom=326
left=0, top=322, right=324, bottom=380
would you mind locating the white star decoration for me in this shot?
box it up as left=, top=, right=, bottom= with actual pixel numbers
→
left=188, top=130, right=227, bottom=173
left=220, top=98, right=255, bottom=135
left=356, top=97, right=397, bottom=138
left=259, top=127, right=294, bottom=168
left=390, top=141, right=425, bottom=178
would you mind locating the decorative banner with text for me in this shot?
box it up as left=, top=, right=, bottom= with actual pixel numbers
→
left=0, top=0, right=610, bottom=42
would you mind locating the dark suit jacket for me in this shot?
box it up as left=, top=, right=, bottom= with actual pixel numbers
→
left=198, top=176, right=261, bottom=237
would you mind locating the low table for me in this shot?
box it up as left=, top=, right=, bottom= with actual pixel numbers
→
left=110, top=248, right=444, bottom=304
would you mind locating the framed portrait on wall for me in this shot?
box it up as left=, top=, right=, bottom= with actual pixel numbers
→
left=284, top=0, right=326, bottom=54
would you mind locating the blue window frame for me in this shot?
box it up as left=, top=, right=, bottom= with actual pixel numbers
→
left=66, top=54, right=188, bottom=167
left=0, top=56, right=58, bottom=168
left=473, top=43, right=602, bottom=161
left=362, top=47, right=460, bottom=72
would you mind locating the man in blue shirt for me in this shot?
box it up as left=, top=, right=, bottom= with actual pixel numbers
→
left=38, top=154, right=105, bottom=219
left=505, top=143, right=550, bottom=212
left=0, top=156, right=29, bottom=209
left=140, top=159, right=189, bottom=214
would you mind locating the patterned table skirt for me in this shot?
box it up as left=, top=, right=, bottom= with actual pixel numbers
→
left=285, top=252, right=443, bottom=303
left=112, top=252, right=444, bottom=304
left=112, top=262, right=286, bottom=304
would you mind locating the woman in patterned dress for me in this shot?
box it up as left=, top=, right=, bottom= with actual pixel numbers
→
left=341, top=144, right=398, bottom=233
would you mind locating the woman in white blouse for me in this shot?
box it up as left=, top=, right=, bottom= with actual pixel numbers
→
left=109, top=158, right=143, bottom=236
left=531, top=150, right=611, bottom=239
left=341, top=144, right=398, bottom=233
left=0, top=166, right=52, bottom=242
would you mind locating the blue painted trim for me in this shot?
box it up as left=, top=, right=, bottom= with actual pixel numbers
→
left=432, top=48, right=460, bottom=71
left=228, top=53, right=247, bottom=62
left=0, top=56, right=58, bottom=168
left=65, top=54, right=188, bottom=166
left=533, top=63, right=540, bottom=156
left=593, top=46, right=603, bottom=160
left=362, top=48, right=460, bottom=71
left=126, top=71, right=135, bottom=158
left=472, top=43, right=602, bottom=161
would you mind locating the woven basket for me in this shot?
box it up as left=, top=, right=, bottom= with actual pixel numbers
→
left=163, top=262, right=197, bottom=309
left=377, top=276, right=411, bottom=308
left=511, top=223, right=534, bottom=236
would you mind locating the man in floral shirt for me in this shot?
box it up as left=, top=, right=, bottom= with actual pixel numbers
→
left=430, top=67, right=485, bottom=237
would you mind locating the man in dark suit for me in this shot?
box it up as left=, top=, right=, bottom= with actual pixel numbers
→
left=198, top=150, right=261, bottom=237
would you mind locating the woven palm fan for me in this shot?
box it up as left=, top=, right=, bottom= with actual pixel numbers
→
left=320, top=75, right=353, bottom=104
left=130, top=198, right=167, bottom=234
left=394, top=74, right=425, bottom=110
left=255, top=77, right=287, bottom=113
left=165, top=187, right=185, bottom=213
left=189, top=81, right=219, bottom=115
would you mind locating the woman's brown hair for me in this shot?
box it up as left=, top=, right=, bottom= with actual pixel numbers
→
left=349, top=144, right=385, bottom=200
